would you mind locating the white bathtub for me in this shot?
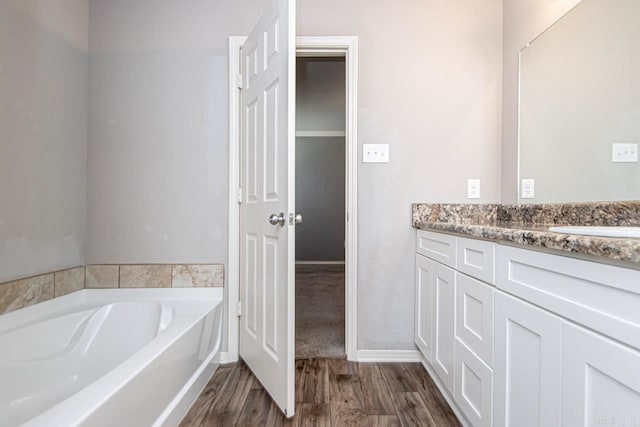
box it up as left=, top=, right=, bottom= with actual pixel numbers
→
left=0, top=288, right=223, bottom=427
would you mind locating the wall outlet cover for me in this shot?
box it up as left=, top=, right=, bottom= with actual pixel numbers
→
left=521, top=178, right=535, bottom=199
left=467, top=179, right=480, bottom=199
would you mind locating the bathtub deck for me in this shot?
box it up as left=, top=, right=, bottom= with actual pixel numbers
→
left=180, top=359, right=460, bottom=426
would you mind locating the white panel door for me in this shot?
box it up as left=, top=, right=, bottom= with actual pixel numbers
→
left=433, top=262, right=456, bottom=394
left=454, top=338, right=493, bottom=427
left=239, top=0, right=295, bottom=417
left=415, top=254, right=435, bottom=363
left=494, top=292, right=562, bottom=427
left=562, top=322, right=640, bottom=426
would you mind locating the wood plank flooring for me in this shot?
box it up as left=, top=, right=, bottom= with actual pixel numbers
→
left=180, top=359, right=461, bottom=427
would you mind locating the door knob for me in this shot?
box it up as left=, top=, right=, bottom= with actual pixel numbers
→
left=268, top=212, right=286, bottom=226
left=294, top=213, right=303, bottom=225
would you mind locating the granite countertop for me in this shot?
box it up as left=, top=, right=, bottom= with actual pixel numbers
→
left=412, top=202, right=640, bottom=265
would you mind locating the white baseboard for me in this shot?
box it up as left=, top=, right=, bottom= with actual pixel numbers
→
left=295, top=261, right=346, bottom=265
left=355, top=349, right=423, bottom=363
left=218, top=351, right=237, bottom=364
left=419, top=357, right=471, bottom=427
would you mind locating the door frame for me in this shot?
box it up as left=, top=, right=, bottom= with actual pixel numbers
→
left=226, top=36, right=358, bottom=362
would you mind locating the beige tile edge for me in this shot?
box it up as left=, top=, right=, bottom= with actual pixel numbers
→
left=0, top=263, right=225, bottom=316
left=0, top=267, right=81, bottom=315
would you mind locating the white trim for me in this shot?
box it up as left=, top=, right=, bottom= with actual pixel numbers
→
left=296, top=36, right=359, bottom=361
left=420, top=358, right=471, bottom=427
left=217, top=351, right=232, bottom=364
left=226, top=36, right=246, bottom=363
left=356, top=349, right=423, bottom=363
left=227, top=36, right=359, bottom=363
left=295, top=261, right=345, bottom=265
left=295, top=130, right=346, bottom=138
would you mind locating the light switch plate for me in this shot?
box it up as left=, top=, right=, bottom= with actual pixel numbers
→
left=612, top=143, right=638, bottom=162
left=363, top=144, right=389, bottom=163
left=521, top=178, right=535, bottom=199
left=467, top=179, right=480, bottom=199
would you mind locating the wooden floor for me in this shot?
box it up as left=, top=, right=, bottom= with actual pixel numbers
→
left=180, top=359, right=460, bottom=427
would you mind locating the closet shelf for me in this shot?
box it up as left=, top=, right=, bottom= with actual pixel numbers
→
left=295, top=130, right=346, bottom=137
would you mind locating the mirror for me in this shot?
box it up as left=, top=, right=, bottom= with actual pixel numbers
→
left=518, top=0, right=640, bottom=203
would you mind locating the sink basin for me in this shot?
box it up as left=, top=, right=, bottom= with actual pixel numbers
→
left=548, top=226, right=640, bottom=238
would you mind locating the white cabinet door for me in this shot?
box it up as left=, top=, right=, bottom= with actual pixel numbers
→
left=415, top=254, right=435, bottom=363
left=562, top=322, right=640, bottom=427
left=455, top=338, right=493, bottom=427
left=433, top=262, right=456, bottom=394
left=494, top=292, right=562, bottom=427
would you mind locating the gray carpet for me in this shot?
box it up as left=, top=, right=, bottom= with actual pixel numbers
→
left=295, top=264, right=345, bottom=359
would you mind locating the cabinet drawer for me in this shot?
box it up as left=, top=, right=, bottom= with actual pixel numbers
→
left=455, top=338, right=493, bottom=427
left=456, top=237, right=495, bottom=284
left=455, top=273, right=494, bottom=367
left=416, top=230, right=457, bottom=268
left=496, top=244, right=640, bottom=351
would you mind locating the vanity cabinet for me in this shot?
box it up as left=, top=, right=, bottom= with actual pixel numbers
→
left=455, top=273, right=494, bottom=366
left=416, top=231, right=495, bottom=426
left=415, top=254, right=434, bottom=363
left=493, top=292, right=562, bottom=427
left=432, top=261, right=456, bottom=394
left=415, top=229, right=640, bottom=427
left=454, top=337, right=493, bottom=427
left=414, top=250, right=456, bottom=394
left=561, top=322, right=640, bottom=426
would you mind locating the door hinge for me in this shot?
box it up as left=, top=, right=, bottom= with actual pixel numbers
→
left=237, top=73, right=243, bottom=89
left=237, top=188, right=243, bottom=204
left=237, top=301, right=242, bottom=317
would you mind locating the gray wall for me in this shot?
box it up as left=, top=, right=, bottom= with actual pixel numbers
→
left=299, top=0, right=503, bottom=350
left=0, top=0, right=88, bottom=283
left=296, top=58, right=346, bottom=132
left=87, top=0, right=503, bottom=351
left=501, top=0, right=582, bottom=203
left=86, top=0, right=265, bottom=264
left=296, top=58, right=345, bottom=262
left=296, top=137, right=345, bottom=261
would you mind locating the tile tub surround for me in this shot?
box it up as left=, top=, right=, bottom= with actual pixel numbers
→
left=119, top=265, right=172, bottom=288
left=86, top=265, right=120, bottom=289
left=86, top=264, right=225, bottom=289
left=54, top=267, right=85, bottom=297
left=412, top=202, right=640, bottom=264
left=0, top=268, right=72, bottom=315
left=171, top=264, right=224, bottom=288
left=0, top=264, right=225, bottom=315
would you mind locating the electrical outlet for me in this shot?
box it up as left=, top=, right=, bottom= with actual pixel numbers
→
left=612, top=143, right=638, bottom=162
left=467, top=179, right=480, bottom=199
left=363, top=144, right=389, bottom=163
left=521, top=178, right=535, bottom=199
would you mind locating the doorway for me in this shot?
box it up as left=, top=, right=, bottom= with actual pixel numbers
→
left=227, top=36, right=358, bottom=365
left=295, top=57, right=346, bottom=359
